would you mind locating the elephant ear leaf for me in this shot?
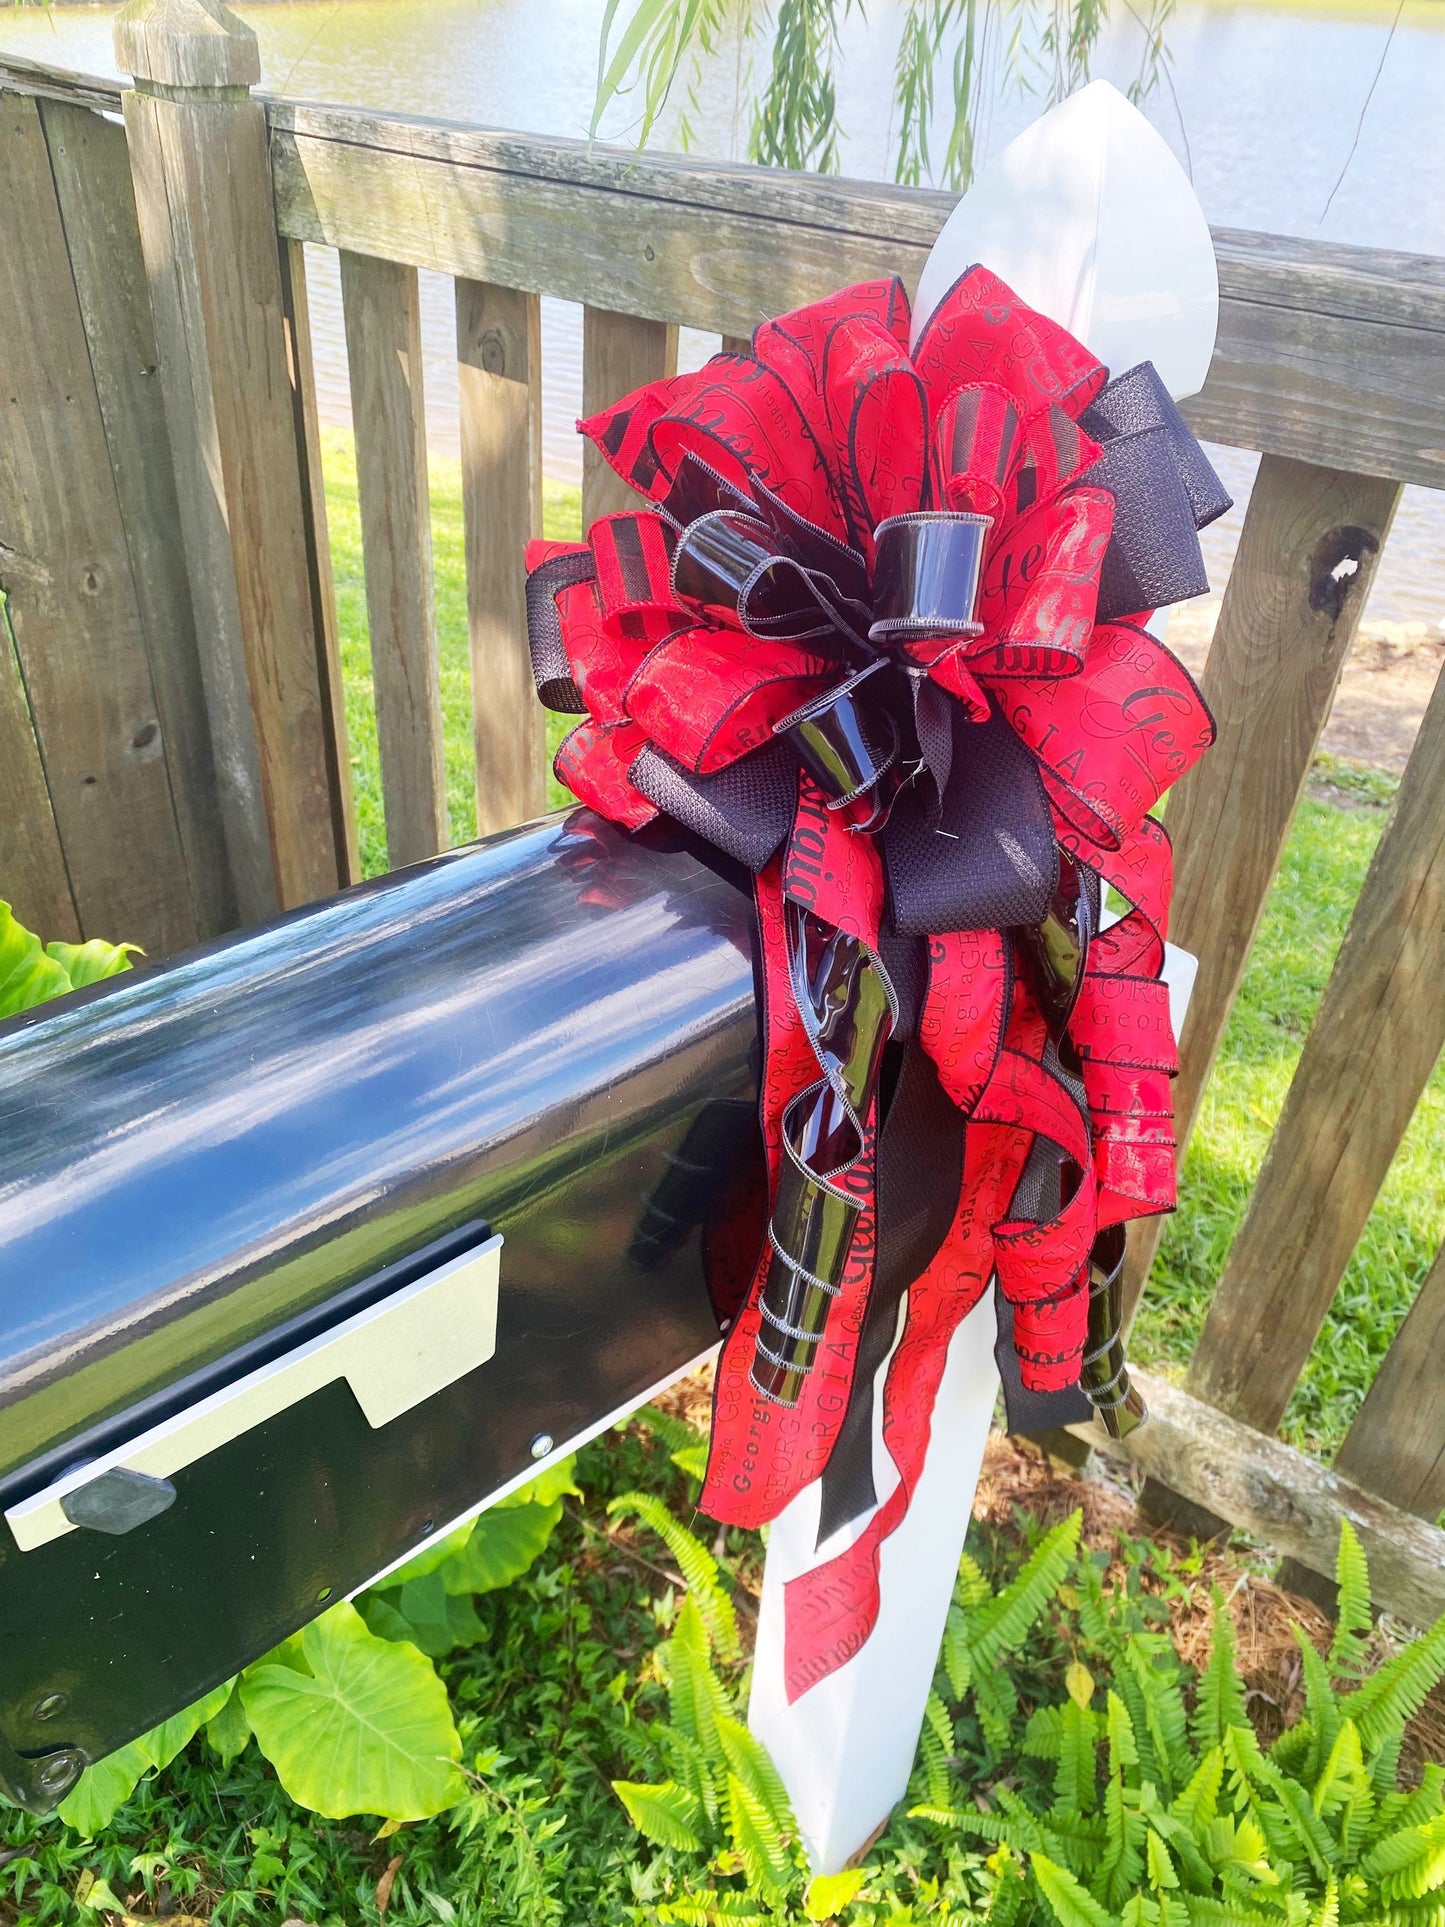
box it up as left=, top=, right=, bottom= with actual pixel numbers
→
left=45, top=937, right=140, bottom=990
left=58, top=1738, right=154, bottom=1837
left=0, top=902, right=72, bottom=1016
left=58, top=1680, right=234, bottom=1834
left=437, top=1498, right=563, bottom=1595
left=240, top=1601, right=464, bottom=1820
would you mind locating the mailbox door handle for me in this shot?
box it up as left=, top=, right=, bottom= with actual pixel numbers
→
left=5, top=1234, right=502, bottom=1553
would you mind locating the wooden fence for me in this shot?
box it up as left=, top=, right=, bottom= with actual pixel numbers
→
left=1, top=0, right=1442, bottom=1624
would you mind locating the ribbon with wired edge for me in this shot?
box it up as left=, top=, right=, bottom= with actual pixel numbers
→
left=524, top=267, right=1229, bottom=1700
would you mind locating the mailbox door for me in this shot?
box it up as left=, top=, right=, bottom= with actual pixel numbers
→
left=0, top=813, right=758, bottom=1811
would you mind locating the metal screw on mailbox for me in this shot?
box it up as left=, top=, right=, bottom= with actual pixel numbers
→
left=32, top=1692, right=67, bottom=1722
left=36, top=1753, right=81, bottom=1798
left=529, top=1433, right=553, bottom=1460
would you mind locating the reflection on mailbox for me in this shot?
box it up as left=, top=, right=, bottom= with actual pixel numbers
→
left=0, top=813, right=757, bottom=1812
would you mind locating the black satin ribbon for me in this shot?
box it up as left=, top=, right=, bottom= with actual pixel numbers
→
left=1016, top=858, right=1147, bottom=1441
left=869, top=513, right=990, bottom=644
left=751, top=907, right=894, bottom=1406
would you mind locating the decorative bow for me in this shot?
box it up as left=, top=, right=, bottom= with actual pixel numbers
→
left=526, top=268, right=1226, bottom=1697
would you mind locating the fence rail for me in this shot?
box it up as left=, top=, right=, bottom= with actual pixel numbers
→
left=1, top=21, right=1441, bottom=1623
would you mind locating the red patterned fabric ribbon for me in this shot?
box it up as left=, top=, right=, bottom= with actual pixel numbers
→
left=525, top=268, right=1225, bottom=1698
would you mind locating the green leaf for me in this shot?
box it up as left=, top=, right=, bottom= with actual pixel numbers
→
left=397, top=1569, right=456, bottom=1651
left=670, top=1441, right=709, bottom=1481
left=58, top=1680, right=233, bottom=1833
left=942, top=1596, right=973, bottom=1700
left=1350, top=1612, right=1445, bottom=1752
left=58, top=1739, right=154, bottom=1836
left=1312, top=1875, right=1339, bottom=1927
left=374, top=1517, right=476, bottom=1589
left=1148, top=1828, right=1180, bottom=1891
left=1192, top=1592, right=1252, bottom=1753
left=663, top=1590, right=733, bottom=1756
left=374, top=1569, right=488, bottom=1657
left=635, top=1404, right=706, bottom=1458
left=45, top=936, right=140, bottom=989
left=240, top=1600, right=464, bottom=1818
left=1032, top=1851, right=1114, bottom=1927
left=1055, top=1699, right=1099, bottom=1814
left=612, top=1777, right=705, bottom=1850
left=715, top=1714, right=792, bottom=1830
left=357, top=1590, right=422, bottom=1645
left=804, top=1866, right=867, bottom=1918
left=726, top=1771, right=792, bottom=1903
left=608, top=1489, right=740, bottom=1660
left=0, top=901, right=72, bottom=1016
left=437, top=1498, right=563, bottom=1594
left=205, top=1680, right=252, bottom=1764
left=1295, top=1629, right=1342, bottom=1788
left=1328, top=1520, right=1372, bottom=1687
left=1362, top=1815, right=1445, bottom=1902
left=967, top=1511, right=1080, bottom=1673
left=143, top=1680, right=235, bottom=1772
left=502, top=1453, right=580, bottom=1510
left=1107, top=1690, right=1139, bottom=1776
left=75, top=1874, right=128, bottom=1913
left=1172, top=1747, right=1224, bottom=1831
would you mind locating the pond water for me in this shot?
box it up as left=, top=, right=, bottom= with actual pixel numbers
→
left=5, top=0, right=1443, bottom=628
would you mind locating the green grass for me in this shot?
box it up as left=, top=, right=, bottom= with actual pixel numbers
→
left=323, top=431, right=1444, bottom=1466
left=321, top=431, right=579, bottom=879
left=1136, top=781, right=1445, bottom=1463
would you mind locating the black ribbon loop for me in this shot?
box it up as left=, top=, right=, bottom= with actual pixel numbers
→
left=751, top=912, right=894, bottom=1407
left=525, top=550, right=593, bottom=712
left=777, top=659, right=898, bottom=810
left=882, top=709, right=1058, bottom=936
left=869, top=512, right=992, bottom=644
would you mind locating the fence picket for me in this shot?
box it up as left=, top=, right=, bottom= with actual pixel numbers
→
left=41, top=97, right=236, bottom=943
left=0, top=623, right=76, bottom=944
left=117, top=0, right=345, bottom=919
left=0, top=91, right=198, bottom=956
left=1334, top=1239, right=1445, bottom=1521
left=280, top=237, right=360, bottom=888
left=1123, top=457, right=1403, bottom=1324
left=339, top=250, right=448, bottom=868
left=1187, top=659, right=1445, bottom=1433
left=581, top=306, right=678, bottom=528
left=456, top=278, right=548, bottom=834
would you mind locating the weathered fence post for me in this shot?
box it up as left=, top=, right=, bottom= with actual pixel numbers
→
left=114, top=0, right=347, bottom=922
left=1120, top=458, right=1402, bottom=1330
left=1187, top=660, right=1445, bottom=1430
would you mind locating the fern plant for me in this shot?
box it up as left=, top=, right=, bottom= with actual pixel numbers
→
left=912, top=1520, right=1445, bottom=1927
left=607, top=1489, right=869, bottom=1920
left=611, top=1501, right=1081, bottom=1918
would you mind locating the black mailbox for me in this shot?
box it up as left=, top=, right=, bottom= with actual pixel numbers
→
left=0, top=812, right=756, bottom=1813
